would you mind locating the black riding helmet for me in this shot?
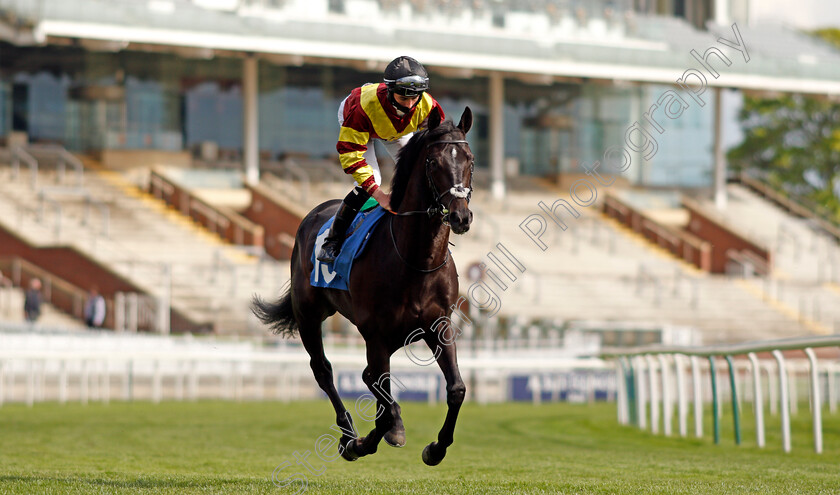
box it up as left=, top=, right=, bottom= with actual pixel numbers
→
left=383, top=56, right=429, bottom=113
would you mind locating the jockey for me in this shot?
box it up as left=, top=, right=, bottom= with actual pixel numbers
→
left=317, top=55, right=446, bottom=263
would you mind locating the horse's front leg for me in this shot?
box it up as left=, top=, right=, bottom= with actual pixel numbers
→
left=347, top=343, right=396, bottom=458
left=383, top=401, right=406, bottom=448
left=422, top=339, right=465, bottom=466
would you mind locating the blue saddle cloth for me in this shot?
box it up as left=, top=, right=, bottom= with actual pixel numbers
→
left=310, top=206, right=388, bottom=290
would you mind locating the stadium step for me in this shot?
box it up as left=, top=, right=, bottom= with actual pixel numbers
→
left=0, top=155, right=288, bottom=334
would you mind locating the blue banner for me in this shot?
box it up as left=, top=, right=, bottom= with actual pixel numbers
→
left=509, top=371, right=616, bottom=402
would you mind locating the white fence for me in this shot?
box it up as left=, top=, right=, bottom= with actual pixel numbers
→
left=0, top=327, right=614, bottom=406
left=604, top=335, right=840, bottom=454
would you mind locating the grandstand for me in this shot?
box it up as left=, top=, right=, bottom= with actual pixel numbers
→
left=1, top=0, right=840, bottom=351
left=0, top=150, right=288, bottom=334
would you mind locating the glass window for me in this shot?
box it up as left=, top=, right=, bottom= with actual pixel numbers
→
left=0, top=80, right=9, bottom=138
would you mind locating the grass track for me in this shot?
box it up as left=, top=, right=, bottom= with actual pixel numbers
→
left=1, top=400, right=840, bottom=494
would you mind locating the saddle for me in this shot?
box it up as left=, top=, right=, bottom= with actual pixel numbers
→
left=310, top=202, right=387, bottom=290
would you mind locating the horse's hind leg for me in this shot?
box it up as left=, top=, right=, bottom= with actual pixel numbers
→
left=421, top=340, right=465, bottom=466
left=296, top=314, right=359, bottom=462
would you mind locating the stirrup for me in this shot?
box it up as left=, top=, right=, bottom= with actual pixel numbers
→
left=317, top=241, right=341, bottom=263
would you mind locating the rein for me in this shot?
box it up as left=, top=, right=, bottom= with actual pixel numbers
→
left=389, top=215, right=450, bottom=273
left=387, top=138, right=469, bottom=273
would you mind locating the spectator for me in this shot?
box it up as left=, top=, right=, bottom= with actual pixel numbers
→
left=24, top=278, right=42, bottom=323
left=84, top=286, right=106, bottom=329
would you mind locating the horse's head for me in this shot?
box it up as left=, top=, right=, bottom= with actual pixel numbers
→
left=424, top=107, right=474, bottom=235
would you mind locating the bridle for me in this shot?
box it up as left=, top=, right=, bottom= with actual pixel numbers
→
left=391, top=139, right=474, bottom=223
left=389, top=137, right=473, bottom=273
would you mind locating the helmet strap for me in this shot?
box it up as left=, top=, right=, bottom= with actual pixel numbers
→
left=388, top=91, right=411, bottom=114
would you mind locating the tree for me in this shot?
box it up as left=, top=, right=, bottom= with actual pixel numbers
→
left=728, top=29, right=840, bottom=220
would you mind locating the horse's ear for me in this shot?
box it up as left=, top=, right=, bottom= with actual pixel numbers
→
left=457, top=107, right=472, bottom=135
left=428, top=106, right=442, bottom=131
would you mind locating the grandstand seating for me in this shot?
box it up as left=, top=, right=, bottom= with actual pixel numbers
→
left=0, top=150, right=289, bottom=334
left=2, top=144, right=837, bottom=345
left=694, top=184, right=840, bottom=334
left=269, top=159, right=830, bottom=344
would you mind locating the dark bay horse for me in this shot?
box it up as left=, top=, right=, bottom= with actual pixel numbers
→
left=252, top=107, right=474, bottom=465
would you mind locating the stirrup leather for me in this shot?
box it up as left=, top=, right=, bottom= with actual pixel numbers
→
left=316, top=203, right=358, bottom=263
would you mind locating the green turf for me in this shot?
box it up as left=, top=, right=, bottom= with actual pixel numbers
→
left=1, top=400, right=840, bottom=494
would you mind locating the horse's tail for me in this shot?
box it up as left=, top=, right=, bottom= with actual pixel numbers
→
left=251, top=287, right=299, bottom=337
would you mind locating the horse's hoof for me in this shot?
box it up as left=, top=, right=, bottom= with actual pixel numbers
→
left=384, top=426, right=406, bottom=448
left=340, top=438, right=359, bottom=462
left=422, top=442, right=444, bottom=466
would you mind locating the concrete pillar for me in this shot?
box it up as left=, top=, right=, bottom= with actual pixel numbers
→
left=714, top=0, right=730, bottom=25
left=243, top=56, right=259, bottom=186
left=489, top=72, right=505, bottom=200
left=713, top=87, right=727, bottom=210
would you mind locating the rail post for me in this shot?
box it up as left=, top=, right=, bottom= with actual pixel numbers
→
left=691, top=355, right=702, bottom=438
left=772, top=350, right=791, bottom=453
left=804, top=348, right=823, bottom=454
left=674, top=354, right=688, bottom=437
left=646, top=355, right=659, bottom=434
left=634, top=355, right=647, bottom=430
left=709, top=356, right=720, bottom=445
left=724, top=355, right=741, bottom=445
left=658, top=354, right=672, bottom=436
left=747, top=352, right=765, bottom=448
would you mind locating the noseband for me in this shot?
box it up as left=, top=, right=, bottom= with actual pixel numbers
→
left=425, top=139, right=473, bottom=225
left=393, top=139, right=473, bottom=222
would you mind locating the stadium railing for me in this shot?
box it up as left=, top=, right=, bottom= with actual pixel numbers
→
left=0, top=326, right=614, bottom=406
left=602, top=335, right=840, bottom=454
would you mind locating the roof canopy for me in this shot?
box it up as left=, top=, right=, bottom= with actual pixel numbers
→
left=2, top=0, right=840, bottom=95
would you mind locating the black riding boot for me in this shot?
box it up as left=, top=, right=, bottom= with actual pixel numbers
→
left=317, top=202, right=359, bottom=263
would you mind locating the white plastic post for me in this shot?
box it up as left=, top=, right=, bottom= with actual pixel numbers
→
left=765, top=362, right=778, bottom=416
left=255, top=371, right=264, bottom=402
left=646, top=355, right=659, bottom=434
left=37, top=360, right=45, bottom=402
left=81, top=359, right=89, bottom=405
left=531, top=374, right=542, bottom=406
left=26, top=359, right=34, bottom=407
left=772, top=350, right=791, bottom=453
left=58, top=360, right=67, bottom=404
left=175, top=361, right=184, bottom=401
left=658, top=354, right=672, bottom=436
left=804, top=348, right=823, bottom=454
left=747, top=352, right=765, bottom=448
left=123, top=361, right=132, bottom=401
left=189, top=360, right=198, bottom=401
left=101, top=360, right=110, bottom=405
left=691, top=355, right=702, bottom=438
left=616, top=360, right=628, bottom=425
left=789, top=366, right=799, bottom=416
left=674, top=354, right=688, bottom=437
left=635, top=356, right=647, bottom=430
left=152, top=360, right=162, bottom=404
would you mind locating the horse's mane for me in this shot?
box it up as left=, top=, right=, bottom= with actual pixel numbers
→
left=390, top=120, right=460, bottom=211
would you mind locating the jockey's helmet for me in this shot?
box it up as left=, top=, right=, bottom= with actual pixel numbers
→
left=383, top=56, right=429, bottom=99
